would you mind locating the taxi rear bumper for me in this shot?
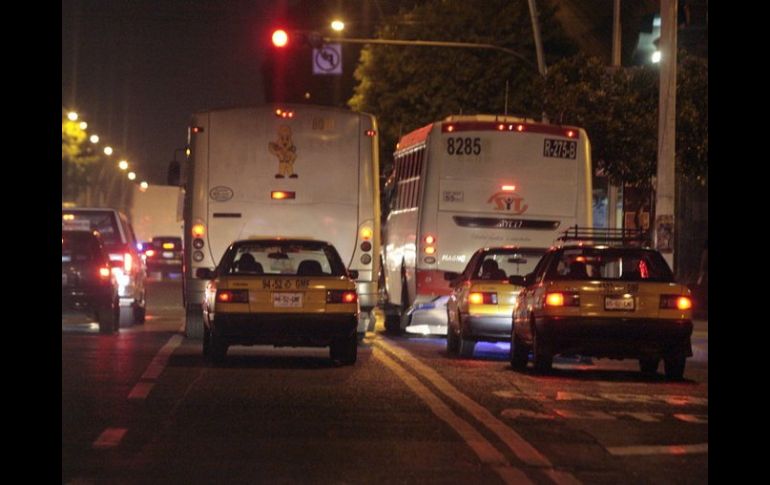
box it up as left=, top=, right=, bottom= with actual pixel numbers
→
left=210, top=312, right=357, bottom=347
left=461, top=314, right=512, bottom=342
left=534, top=316, right=693, bottom=359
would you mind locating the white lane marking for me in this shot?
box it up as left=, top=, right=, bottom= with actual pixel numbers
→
left=544, top=469, right=585, bottom=485
left=496, top=390, right=708, bottom=407
left=375, top=340, right=555, bottom=469
left=673, top=413, right=708, bottom=424
left=128, top=382, right=155, bottom=400
left=92, top=428, right=127, bottom=449
left=140, top=334, right=183, bottom=380
left=372, top=348, right=534, bottom=485
left=607, top=443, right=708, bottom=456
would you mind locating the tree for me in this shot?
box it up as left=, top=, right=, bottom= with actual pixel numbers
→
left=348, top=0, right=576, bottom=171
left=62, top=112, right=99, bottom=203
left=541, top=50, right=707, bottom=187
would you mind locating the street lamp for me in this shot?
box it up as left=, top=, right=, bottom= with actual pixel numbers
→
left=90, top=134, right=100, bottom=144
left=103, top=146, right=113, bottom=156
left=67, top=111, right=78, bottom=121
left=330, top=20, right=345, bottom=32
left=128, top=171, right=136, bottom=181
left=118, top=160, right=129, bottom=171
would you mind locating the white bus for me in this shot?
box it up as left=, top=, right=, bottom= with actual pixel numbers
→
left=381, top=114, right=593, bottom=331
left=172, top=104, right=381, bottom=338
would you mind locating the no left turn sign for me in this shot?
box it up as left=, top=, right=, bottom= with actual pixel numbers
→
left=313, top=44, right=342, bottom=75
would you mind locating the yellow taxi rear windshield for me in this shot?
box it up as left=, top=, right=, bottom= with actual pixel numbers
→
left=546, top=248, right=673, bottom=282
left=219, top=241, right=347, bottom=277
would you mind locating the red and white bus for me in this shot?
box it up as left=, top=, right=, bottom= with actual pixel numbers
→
left=381, top=114, right=593, bottom=331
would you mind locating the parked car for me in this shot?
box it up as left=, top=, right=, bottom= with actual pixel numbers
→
left=198, top=238, right=359, bottom=365
left=61, top=230, right=119, bottom=333
left=62, top=208, right=147, bottom=326
left=143, top=236, right=183, bottom=275
left=445, top=247, right=547, bottom=357
left=511, top=227, right=693, bottom=379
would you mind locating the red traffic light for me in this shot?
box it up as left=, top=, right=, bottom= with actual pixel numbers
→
left=272, top=29, right=289, bottom=48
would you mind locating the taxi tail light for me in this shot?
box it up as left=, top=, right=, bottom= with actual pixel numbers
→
left=216, top=289, right=249, bottom=303
left=99, top=266, right=111, bottom=279
left=327, top=290, right=357, bottom=304
left=545, top=291, right=580, bottom=307
left=660, top=295, right=692, bottom=310
left=468, top=292, right=498, bottom=305
left=145, top=249, right=156, bottom=258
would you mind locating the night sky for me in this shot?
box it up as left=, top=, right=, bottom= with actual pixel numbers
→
left=62, top=0, right=386, bottom=186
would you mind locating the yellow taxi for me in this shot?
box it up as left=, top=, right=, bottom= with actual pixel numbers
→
left=445, top=247, right=547, bottom=357
left=197, top=238, right=359, bottom=364
left=511, top=228, right=693, bottom=379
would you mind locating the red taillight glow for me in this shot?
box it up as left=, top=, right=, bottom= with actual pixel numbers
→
left=468, top=292, right=498, bottom=305
left=123, top=253, right=133, bottom=273
left=497, top=124, right=505, bottom=131
left=365, top=129, right=376, bottom=137
left=216, top=289, right=249, bottom=303
left=516, top=124, right=525, bottom=132
left=271, top=29, right=289, bottom=47
left=192, top=223, right=205, bottom=238
left=274, top=108, right=294, bottom=118
left=501, top=185, right=516, bottom=192
left=545, top=291, right=580, bottom=307
left=446, top=125, right=455, bottom=132
left=566, top=130, right=576, bottom=138
left=424, top=235, right=435, bottom=244
left=660, top=295, right=692, bottom=311
left=99, top=267, right=111, bottom=278
left=145, top=249, right=156, bottom=257
left=327, top=290, right=358, bottom=304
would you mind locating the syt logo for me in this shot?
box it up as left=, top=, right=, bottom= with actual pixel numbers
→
left=487, top=191, right=528, bottom=214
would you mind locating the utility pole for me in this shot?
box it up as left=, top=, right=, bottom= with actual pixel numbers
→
left=655, top=0, right=678, bottom=270
left=607, top=0, right=622, bottom=229
left=526, top=0, right=547, bottom=78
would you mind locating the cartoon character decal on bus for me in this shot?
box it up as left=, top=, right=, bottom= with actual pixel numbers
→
left=487, top=190, right=528, bottom=214
left=268, top=125, right=298, bottom=178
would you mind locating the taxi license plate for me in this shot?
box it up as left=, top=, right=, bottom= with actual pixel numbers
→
left=604, top=296, right=635, bottom=311
left=273, top=293, right=303, bottom=308
left=162, top=251, right=174, bottom=258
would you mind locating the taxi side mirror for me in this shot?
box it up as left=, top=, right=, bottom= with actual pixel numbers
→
left=443, top=271, right=460, bottom=281
left=348, top=269, right=359, bottom=279
left=196, top=268, right=215, bottom=279
left=508, top=275, right=526, bottom=286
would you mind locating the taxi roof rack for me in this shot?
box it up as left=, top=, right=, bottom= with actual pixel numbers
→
left=557, top=226, right=651, bottom=247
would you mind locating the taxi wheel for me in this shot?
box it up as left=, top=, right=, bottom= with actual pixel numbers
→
left=663, top=356, right=686, bottom=380
left=509, top=330, right=529, bottom=370
left=458, top=337, right=475, bottom=358
left=532, top=327, right=553, bottom=373
left=202, top=326, right=211, bottom=357
left=330, top=334, right=357, bottom=365
left=209, top=333, right=228, bottom=364
left=135, top=304, right=146, bottom=324
left=639, top=358, right=660, bottom=374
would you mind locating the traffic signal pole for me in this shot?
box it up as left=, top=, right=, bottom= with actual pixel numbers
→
left=654, top=0, right=678, bottom=270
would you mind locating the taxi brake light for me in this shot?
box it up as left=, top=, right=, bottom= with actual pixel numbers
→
left=99, top=267, right=111, bottom=278
left=660, top=295, right=692, bottom=310
left=216, top=289, right=249, bottom=303
left=468, top=292, right=497, bottom=305
left=545, top=291, right=580, bottom=307
left=327, top=290, right=357, bottom=304
left=145, top=249, right=156, bottom=257
left=162, top=242, right=175, bottom=250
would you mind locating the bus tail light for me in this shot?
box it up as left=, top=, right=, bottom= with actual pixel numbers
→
left=468, top=292, right=498, bottom=305
left=545, top=291, right=580, bottom=307
left=216, top=289, right=249, bottom=303
left=271, top=191, right=296, bottom=200
left=192, top=223, right=205, bottom=238
left=327, top=290, right=357, bottom=304
left=660, top=295, right=692, bottom=310
left=423, top=234, right=436, bottom=255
